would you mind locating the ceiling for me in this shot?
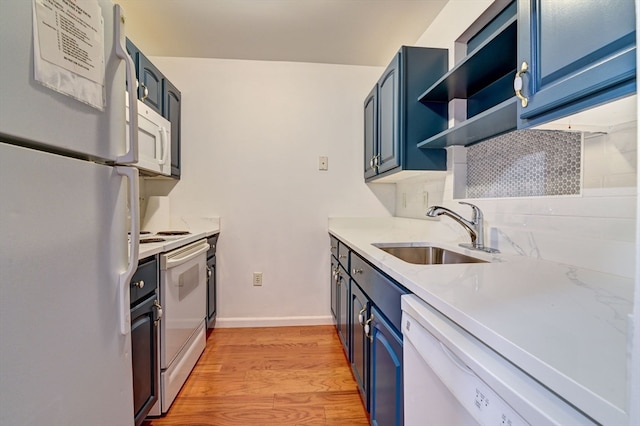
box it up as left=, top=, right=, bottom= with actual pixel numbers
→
left=117, top=0, right=449, bottom=67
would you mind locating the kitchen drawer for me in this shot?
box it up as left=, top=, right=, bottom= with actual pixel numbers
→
left=206, top=234, right=219, bottom=259
left=130, top=256, right=158, bottom=306
left=350, top=253, right=407, bottom=333
left=330, top=235, right=338, bottom=259
left=337, top=241, right=350, bottom=269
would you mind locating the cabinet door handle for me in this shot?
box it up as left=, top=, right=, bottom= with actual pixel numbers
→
left=132, top=280, right=144, bottom=289
left=153, top=300, right=163, bottom=326
left=339, top=254, right=347, bottom=259
left=513, top=61, right=529, bottom=108
left=369, top=154, right=380, bottom=170
left=206, top=266, right=212, bottom=279
left=370, top=154, right=380, bottom=170
left=352, top=268, right=363, bottom=275
left=364, top=314, right=374, bottom=341
left=358, top=306, right=367, bottom=325
left=140, top=82, right=149, bottom=101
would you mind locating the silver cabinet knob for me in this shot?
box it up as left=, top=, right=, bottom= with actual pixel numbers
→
left=352, top=268, right=363, bottom=275
left=132, top=280, right=144, bottom=288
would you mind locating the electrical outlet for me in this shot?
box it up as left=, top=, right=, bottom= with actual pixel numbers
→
left=253, top=272, right=263, bottom=286
left=318, top=156, right=328, bottom=171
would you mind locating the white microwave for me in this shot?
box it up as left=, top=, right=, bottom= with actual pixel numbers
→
left=126, top=97, right=171, bottom=176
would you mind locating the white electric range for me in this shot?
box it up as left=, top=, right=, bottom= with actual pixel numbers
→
left=133, top=229, right=211, bottom=417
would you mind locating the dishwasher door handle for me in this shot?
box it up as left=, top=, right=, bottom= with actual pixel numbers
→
left=439, top=342, right=475, bottom=376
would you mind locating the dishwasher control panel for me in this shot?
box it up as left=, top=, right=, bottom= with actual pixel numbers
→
left=472, top=384, right=527, bottom=426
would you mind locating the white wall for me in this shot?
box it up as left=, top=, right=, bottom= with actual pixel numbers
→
left=145, top=58, right=394, bottom=326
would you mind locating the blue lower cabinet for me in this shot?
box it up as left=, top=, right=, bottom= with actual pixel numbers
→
left=370, top=306, right=403, bottom=426
left=330, top=256, right=339, bottom=321
left=350, top=282, right=370, bottom=409
left=337, top=264, right=350, bottom=358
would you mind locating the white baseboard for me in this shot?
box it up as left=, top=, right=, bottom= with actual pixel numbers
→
left=215, top=315, right=334, bottom=328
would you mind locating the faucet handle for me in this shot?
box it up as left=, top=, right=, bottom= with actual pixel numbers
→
left=458, top=202, right=482, bottom=221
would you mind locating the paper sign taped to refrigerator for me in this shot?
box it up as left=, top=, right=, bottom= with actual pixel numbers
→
left=32, top=0, right=106, bottom=110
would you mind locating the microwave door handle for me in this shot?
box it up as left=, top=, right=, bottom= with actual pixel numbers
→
left=114, top=4, right=138, bottom=165
left=158, top=127, right=168, bottom=166
left=162, top=127, right=169, bottom=166
left=116, top=166, right=140, bottom=335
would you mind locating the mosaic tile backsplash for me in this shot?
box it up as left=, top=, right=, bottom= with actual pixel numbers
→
left=466, top=130, right=581, bottom=198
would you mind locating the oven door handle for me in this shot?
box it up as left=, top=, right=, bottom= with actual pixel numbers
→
left=165, top=243, right=210, bottom=269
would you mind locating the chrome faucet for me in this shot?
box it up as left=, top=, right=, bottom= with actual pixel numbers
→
left=426, top=202, right=499, bottom=253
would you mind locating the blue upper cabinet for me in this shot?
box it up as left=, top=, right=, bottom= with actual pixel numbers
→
left=139, top=54, right=164, bottom=116
left=364, top=86, right=378, bottom=180
left=364, top=47, right=448, bottom=182
left=376, top=55, right=401, bottom=176
left=517, top=0, right=637, bottom=128
left=164, top=79, right=182, bottom=179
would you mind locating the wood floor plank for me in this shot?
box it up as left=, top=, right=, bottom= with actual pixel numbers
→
left=274, top=390, right=368, bottom=423
left=143, top=325, right=369, bottom=426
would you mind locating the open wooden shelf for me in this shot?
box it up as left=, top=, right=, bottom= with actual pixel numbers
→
left=417, top=97, right=517, bottom=148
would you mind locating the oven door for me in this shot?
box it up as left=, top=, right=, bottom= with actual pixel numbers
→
left=159, top=239, right=209, bottom=369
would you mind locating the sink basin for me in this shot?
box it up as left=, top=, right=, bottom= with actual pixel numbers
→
left=373, top=244, right=487, bottom=265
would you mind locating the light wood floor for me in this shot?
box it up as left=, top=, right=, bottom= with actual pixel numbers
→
left=143, top=325, right=369, bottom=426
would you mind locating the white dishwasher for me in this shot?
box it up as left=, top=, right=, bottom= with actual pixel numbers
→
left=401, top=294, right=595, bottom=426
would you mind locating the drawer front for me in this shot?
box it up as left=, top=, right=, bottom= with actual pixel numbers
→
left=130, top=256, right=158, bottom=305
left=337, top=241, right=350, bottom=269
left=330, top=235, right=339, bottom=259
left=207, top=233, right=219, bottom=259
left=350, top=253, right=407, bottom=333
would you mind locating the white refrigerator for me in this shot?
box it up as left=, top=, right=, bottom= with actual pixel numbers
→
left=0, top=1, right=142, bottom=424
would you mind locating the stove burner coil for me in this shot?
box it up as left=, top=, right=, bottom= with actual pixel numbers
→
left=140, top=237, right=166, bottom=244
left=156, top=231, right=190, bottom=236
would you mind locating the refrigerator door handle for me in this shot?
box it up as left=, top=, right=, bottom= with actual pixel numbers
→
left=114, top=4, right=138, bottom=165
left=117, top=166, right=140, bottom=335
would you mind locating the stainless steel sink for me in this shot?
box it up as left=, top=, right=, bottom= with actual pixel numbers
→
left=373, top=244, right=488, bottom=265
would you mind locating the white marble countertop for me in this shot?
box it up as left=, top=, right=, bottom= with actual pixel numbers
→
left=328, top=217, right=633, bottom=425
left=138, top=217, right=220, bottom=259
